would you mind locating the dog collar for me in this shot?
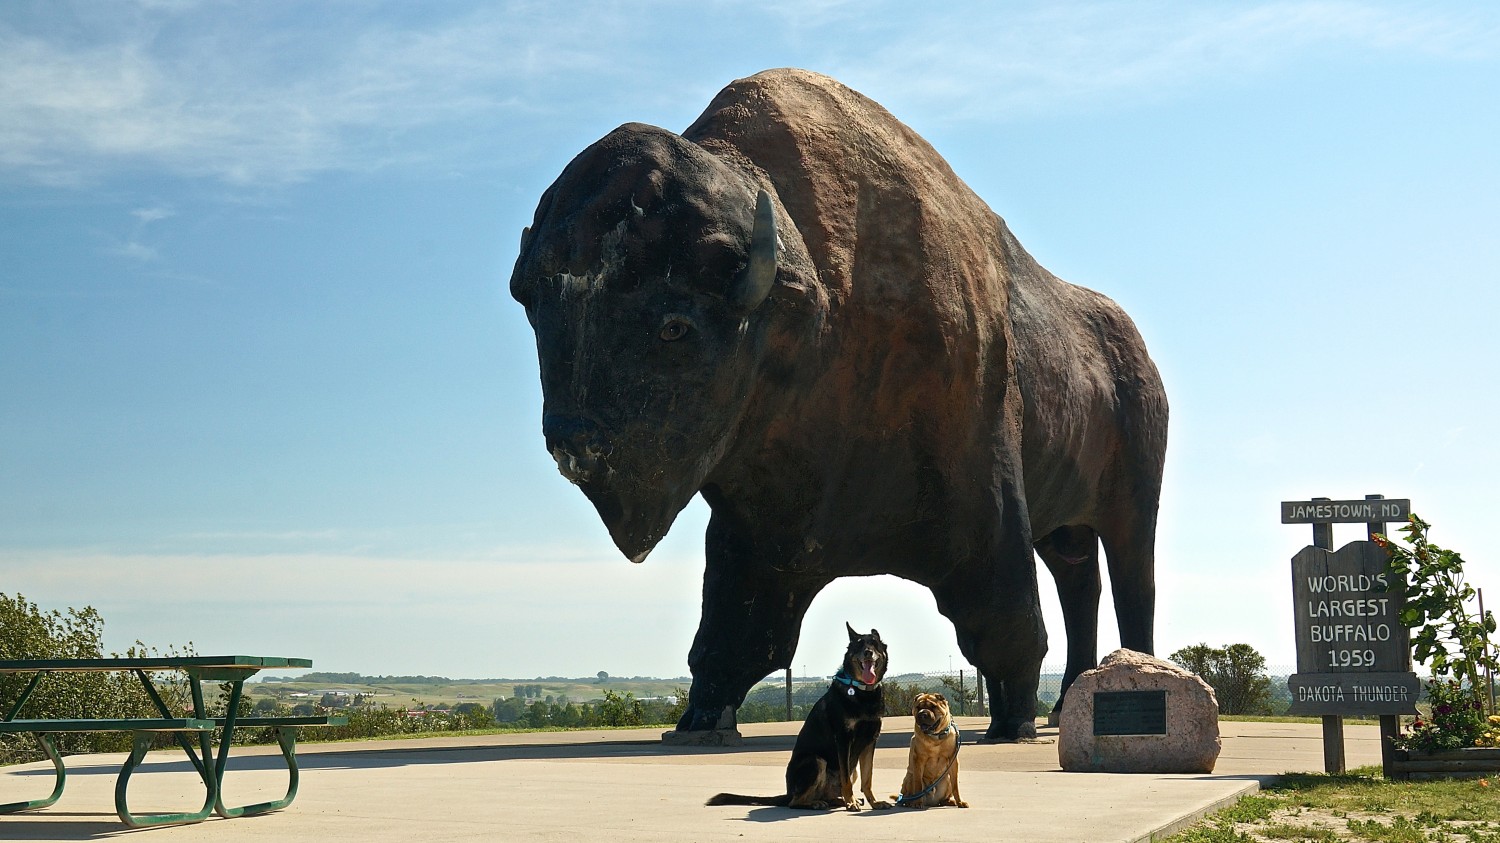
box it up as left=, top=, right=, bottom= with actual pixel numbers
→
left=832, top=670, right=881, bottom=692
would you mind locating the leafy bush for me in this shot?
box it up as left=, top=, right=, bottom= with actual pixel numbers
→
left=595, top=690, right=645, bottom=727
left=1168, top=643, right=1273, bottom=715
left=0, top=593, right=207, bottom=764
left=881, top=680, right=923, bottom=717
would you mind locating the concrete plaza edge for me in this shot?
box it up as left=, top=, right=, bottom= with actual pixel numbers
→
left=0, top=718, right=1383, bottom=842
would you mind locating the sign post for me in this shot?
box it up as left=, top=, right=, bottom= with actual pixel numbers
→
left=1282, top=494, right=1417, bottom=776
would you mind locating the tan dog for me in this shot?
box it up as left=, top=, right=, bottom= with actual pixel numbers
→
left=893, top=693, right=967, bottom=808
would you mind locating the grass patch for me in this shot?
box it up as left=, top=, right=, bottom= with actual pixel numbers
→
left=1166, top=768, right=1500, bottom=843
left=1258, top=822, right=1344, bottom=841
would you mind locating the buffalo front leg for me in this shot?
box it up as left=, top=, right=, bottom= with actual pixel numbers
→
left=676, top=568, right=825, bottom=733
left=675, top=516, right=828, bottom=733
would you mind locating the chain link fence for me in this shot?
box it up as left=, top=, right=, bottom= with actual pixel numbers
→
left=738, top=663, right=1307, bottom=723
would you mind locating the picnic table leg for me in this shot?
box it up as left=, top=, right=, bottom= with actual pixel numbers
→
left=210, top=678, right=298, bottom=819
left=134, top=669, right=210, bottom=780
left=0, top=733, right=66, bottom=814
left=209, top=680, right=303, bottom=818
left=115, top=730, right=217, bottom=827
left=3, top=671, right=46, bottom=722
left=215, top=726, right=302, bottom=818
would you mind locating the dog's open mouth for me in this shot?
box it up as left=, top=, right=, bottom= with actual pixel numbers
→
left=857, top=657, right=879, bottom=685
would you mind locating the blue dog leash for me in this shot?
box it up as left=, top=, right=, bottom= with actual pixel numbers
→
left=894, top=723, right=960, bottom=807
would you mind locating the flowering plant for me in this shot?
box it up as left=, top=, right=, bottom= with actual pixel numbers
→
left=1478, top=716, right=1500, bottom=749
left=1396, top=679, right=1487, bottom=752
left=1377, top=515, right=1497, bottom=753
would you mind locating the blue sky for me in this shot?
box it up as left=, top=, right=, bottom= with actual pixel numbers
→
left=3, top=1, right=1497, bottom=681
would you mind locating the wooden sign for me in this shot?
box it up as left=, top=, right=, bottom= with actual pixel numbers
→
left=1284, top=494, right=1416, bottom=773
left=1281, top=499, right=1410, bottom=524
left=1092, top=690, right=1167, bottom=736
left=1286, top=672, right=1420, bottom=716
left=1290, top=541, right=1409, bottom=675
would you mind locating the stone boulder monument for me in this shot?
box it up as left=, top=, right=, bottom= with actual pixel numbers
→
left=1059, top=649, right=1221, bottom=773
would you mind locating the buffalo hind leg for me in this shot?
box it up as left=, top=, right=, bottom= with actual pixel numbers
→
left=1036, top=525, right=1101, bottom=724
left=1099, top=504, right=1156, bottom=658
left=932, top=571, right=1046, bottom=742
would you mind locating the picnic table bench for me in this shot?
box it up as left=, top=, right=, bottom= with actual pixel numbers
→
left=1, top=656, right=345, bottom=827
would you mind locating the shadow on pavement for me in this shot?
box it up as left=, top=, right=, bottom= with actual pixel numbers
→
left=8, top=729, right=942, bottom=777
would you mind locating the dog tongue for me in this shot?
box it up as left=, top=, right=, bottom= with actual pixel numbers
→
left=860, top=660, right=876, bottom=685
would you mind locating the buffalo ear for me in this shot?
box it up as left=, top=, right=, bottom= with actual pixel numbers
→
left=846, top=621, right=859, bottom=642
left=730, top=189, right=777, bottom=314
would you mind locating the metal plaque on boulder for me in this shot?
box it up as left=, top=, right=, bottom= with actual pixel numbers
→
left=1058, top=649, right=1220, bottom=773
left=1092, top=690, right=1167, bottom=736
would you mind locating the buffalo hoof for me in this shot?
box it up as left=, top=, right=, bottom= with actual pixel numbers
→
left=661, top=728, right=742, bottom=746
left=979, top=717, right=1040, bottom=743
left=675, top=704, right=736, bottom=733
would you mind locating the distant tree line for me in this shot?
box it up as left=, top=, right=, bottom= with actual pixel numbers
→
left=262, top=672, right=456, bottom=685
left=491, top=690, right=686, bottom=729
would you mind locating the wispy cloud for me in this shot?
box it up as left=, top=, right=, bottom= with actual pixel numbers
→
left=105, top=203, right=175, bottom=261
left=0, top=2, right=617, bottom=187
left=823, top=1, right=1499, bottom=121
left=110, top=240, right=158, bottom=261
left=132, top=205, right=174, bottom=223
left=1, top=1, right=1492, bottom=187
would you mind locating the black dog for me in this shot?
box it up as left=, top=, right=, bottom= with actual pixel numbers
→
left=707, top=624, right=891, bottom=811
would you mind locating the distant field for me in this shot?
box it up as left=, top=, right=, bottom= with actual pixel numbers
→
left=247, top=669, right=1006, bottom=710
left=249, top=675, right=757, bottom=709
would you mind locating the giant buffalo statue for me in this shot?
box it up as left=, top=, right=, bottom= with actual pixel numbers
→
left=510, top=69, right=1167, bottom=741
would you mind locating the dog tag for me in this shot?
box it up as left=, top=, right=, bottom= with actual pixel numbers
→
left=847, top=687, right=855, bottom=696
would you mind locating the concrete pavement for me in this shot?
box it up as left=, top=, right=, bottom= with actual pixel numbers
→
left=0, top=718, right=1384, bottom=842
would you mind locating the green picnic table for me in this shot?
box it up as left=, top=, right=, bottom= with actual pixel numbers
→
left=0, top=655, right=344, bottom=827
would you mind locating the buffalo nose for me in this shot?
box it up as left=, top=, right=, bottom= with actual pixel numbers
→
left=542, top=414, right=611, bottom=485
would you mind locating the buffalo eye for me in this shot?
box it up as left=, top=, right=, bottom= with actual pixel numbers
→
left=659, top=315, right=694, bottom=342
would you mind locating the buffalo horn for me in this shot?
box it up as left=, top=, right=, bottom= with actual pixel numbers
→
left=732, top=189, right=777, bottom=313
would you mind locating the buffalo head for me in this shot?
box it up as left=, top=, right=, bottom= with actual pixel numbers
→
left=510, top=124, right=779, bottom=563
